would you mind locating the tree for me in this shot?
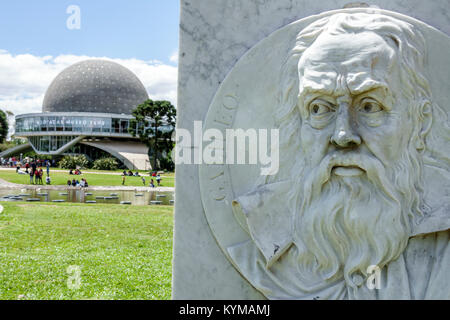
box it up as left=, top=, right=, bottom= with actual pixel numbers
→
left=129, top=99, right=176, bottom=170
left=0, top=110, right=8, bottom=143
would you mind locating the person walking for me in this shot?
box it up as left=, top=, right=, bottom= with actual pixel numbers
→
left=46, top=161, right=50, bottom=176
left=122, top=175, right=126, bottom=185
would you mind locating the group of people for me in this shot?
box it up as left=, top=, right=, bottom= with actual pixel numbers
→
left=1, top=156, right=19, bottom=167
left=23, top=160, right=52, bottom=185
left=122, top=170, right=140, bottom=177
left=144, top=172, right=162, bottom=188
left=120, top=171, right=162, bottom=187
left=69, top=169, right=82, bottom=175
left=2, top=157, right=54, bottom=169
left=153, top=173, right=162, bottom=186
left=67, top=178, right=89, bottom=188
left=29, top=168, right=45, bottom=185
left=139, top=177, right=159, bottom=188
left=14, top=157, right=166, bottom=189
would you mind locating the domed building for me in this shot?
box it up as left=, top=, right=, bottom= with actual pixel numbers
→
left=3, top=59, right=158, bottom=170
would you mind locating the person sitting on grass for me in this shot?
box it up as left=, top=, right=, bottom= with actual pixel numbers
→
left=134, top=171, right=140, bottom=176
left=128, top=170, right=133, bottom=176
left=46, top=176, right=51, bottom=185
left=84, top=179, right=89, bottom=187
left=72, top=179, right=76, bottom=187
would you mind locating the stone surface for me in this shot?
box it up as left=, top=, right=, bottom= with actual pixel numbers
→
left=81, top=140, right=151, bottom=170
left=173, top=0, right=450, bottom=300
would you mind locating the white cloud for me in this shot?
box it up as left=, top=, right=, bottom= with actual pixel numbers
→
left=169, top=50, right=178, bottom=64
left=0, top=50, right=178, bottom=118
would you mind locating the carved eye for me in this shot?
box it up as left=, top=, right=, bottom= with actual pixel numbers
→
left=310, top=100, right=334, bottom=116
left=359, top=99, right=383, bottom=113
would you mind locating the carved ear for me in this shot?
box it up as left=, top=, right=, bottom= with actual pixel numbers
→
left=416, top=101, right=432, bottom=151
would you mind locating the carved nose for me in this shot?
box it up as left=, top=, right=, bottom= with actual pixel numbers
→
left=330, top=108, right=361, bottom=148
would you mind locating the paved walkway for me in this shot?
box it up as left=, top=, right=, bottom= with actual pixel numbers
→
left=0, top=177, right=174, bottom=192
left=0, top=167, right=167, bottom=177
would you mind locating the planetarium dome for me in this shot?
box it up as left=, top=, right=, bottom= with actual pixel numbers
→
left=42, top=59, right=149, bottom=114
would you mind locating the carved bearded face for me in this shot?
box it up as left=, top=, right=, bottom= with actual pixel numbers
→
left=298, top=31, right=411, bottom=167
left=291, top=31, right=422, bottom=285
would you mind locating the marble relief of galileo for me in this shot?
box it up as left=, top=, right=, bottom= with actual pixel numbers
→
left=229, top=12, right=450, bottom=299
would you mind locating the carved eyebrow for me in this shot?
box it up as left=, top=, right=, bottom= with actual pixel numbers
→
left=299, top=81, right=391, bottom=100
left=298, top=86, right=335, bottom=101
left=352, top=85, right=392, bottom=111
left=348, top=82, right=390, bottom=96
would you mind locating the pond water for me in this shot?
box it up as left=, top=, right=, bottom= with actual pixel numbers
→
left=0, top=188, right=174, bottom=206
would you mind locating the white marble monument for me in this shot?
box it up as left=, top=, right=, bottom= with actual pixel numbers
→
left=173, top=1, right=450, bottom=300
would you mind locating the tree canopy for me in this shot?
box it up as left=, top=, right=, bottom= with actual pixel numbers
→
left=0, top=110, right=9, bottom=143
left=128, top=99, right=176, bottom=170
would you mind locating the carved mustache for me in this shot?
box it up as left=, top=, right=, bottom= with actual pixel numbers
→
left=304, top=151, right=399, bottom=203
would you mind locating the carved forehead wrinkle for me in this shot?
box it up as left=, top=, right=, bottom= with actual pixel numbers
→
left=298, top=31, right=397, bottom=97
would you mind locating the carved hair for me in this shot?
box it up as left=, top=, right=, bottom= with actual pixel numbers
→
left=245, top=10, right=450, bottom=293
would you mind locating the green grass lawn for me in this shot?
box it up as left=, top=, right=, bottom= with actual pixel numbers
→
left=0, top=202, right=173, bottom=299
left=0, top=170, right=175, bottom=188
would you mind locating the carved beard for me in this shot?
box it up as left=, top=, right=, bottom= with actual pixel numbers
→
left=290, top=150, right=419, bottom=287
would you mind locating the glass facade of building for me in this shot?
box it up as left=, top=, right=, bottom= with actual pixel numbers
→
left=15, top=113, right=174, bottom=154
left=28, top=135, right=78, bottom=153
left=16, top=114, right=173, bottom=136
left=15, top=115, right=135, bottom=135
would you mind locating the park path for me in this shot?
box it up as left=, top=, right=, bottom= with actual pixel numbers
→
left=0, top=167, right=169, bottom=177
left=0, top=176, right=175, bottom=192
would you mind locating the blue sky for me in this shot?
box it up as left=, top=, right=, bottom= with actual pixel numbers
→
left=0, top=1, right=180, bottom=63
left=0, top=1, right=180, bottom=118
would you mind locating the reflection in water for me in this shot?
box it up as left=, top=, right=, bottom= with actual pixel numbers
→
left=0, top=188, right=174, bottom=205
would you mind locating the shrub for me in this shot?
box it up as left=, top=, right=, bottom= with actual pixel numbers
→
left=92, top=157, right=118, bottom=171
left=159, top=156, right=174, bottom=171
left=58, top=155, right=90, bottom=169
left=0, top=142, right=13, bottom=152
